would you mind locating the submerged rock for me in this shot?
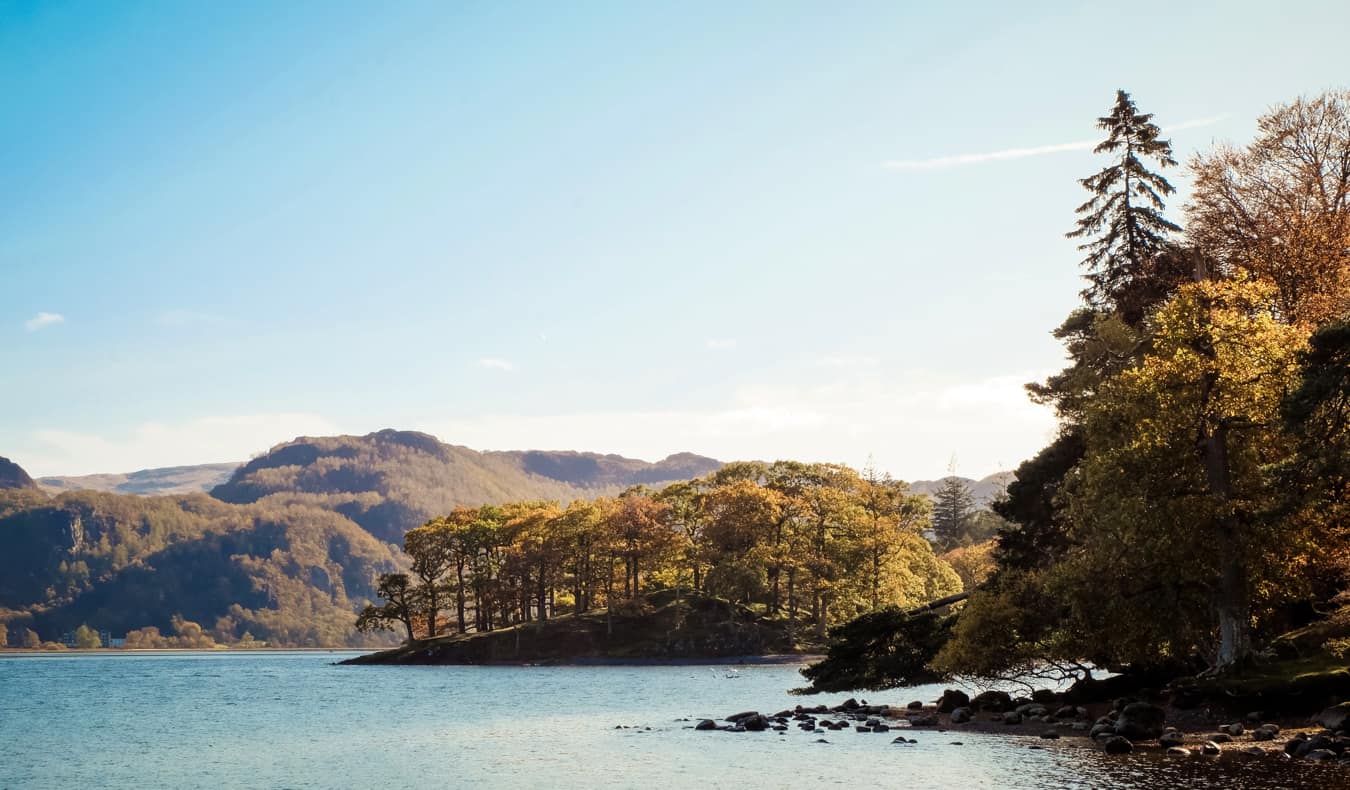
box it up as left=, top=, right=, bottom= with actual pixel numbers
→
left=1101, top=736, right=1133, bottom=754
left=695, top=719, right=716, bottom=731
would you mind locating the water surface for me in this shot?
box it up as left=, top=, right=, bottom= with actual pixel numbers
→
left=0, top=652, right=1338, bottom=788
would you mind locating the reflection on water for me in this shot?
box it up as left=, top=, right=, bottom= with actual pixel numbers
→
left=0, top=652, right=1340, bottom=789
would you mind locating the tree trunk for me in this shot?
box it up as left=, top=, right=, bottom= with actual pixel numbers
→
left=1205, top=420, right=1251, bottom=668
left=455, top=563, right=467, bottom=634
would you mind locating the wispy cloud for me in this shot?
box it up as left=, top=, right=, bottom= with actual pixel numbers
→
left=23, top=412, right=338, bottom=476
left=422, top=365, right=1057, bottom=481
left=706, top=338, right=737, bottom=350
left=882, top=115, right=1229, bottom=171
left=24, top=312, right=65, bottom=332
left=475, top=358, right=516, bottom=372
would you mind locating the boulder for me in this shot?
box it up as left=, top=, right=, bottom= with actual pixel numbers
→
left=1253, top=723, right=1280, bottom=741
left=936, top=689, right=970, bottom=713
left=1159, top=730, right=1185, bottom=748
left=1240, top=746, right=1266, bottom=757
left=1294, top=733, right=1335, bottom=759
left=1054, top=705, right=1078, bottom=719
left=1313, top=702, right=1350, bottom=732
left=695, top=719, right=717, bottom=731
left=950, top=707, right=973, bottom=724
left=1210, top=733, right=1232, bottom=744
left=971, top=690, right=1013, bottom=712
left=1200, top=741, right=1221, bottom=755
left=1101, top=736, right=1133, bottom=754
left=1220, top=723, right=1244, bottom=737
left=1166, top=746, right=1191, bottom=756
left=1113, top=702, right=1167, bottom=741
left=838, top=698, right=860, bottom=711
left=1031, top=689, right=1057, bottom=704
left=907, top=700, right=924, bottom=710
left=908, top=714, right=938, bottom=727
left=725, top=711, right=759, bottom=723
left=743, top=715, right=770, bottom=731
left=1306, top=748, right=1338, bottom=762
left=1002, top=713, right=1023, bottom=725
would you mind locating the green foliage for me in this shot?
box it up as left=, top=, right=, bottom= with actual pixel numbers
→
left=799, top=609, right=954, bottom=692
left=72, top=624, right=100, bottom=649
left=0, top=486, right=404, bottom=648
left=371, top=461, right=961, bottom=645
left=943, top=90, right=1350, bottom=683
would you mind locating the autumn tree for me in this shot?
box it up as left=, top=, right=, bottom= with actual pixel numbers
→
left=73, top=624, right=101, bottom=649
left=1188, top=90, right=1350, bottom=325
left=404, top=521, right=455, bottom=637
left=356, top=573, right=418, bottom=643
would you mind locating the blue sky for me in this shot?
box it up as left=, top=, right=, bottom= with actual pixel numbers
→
left=3, top=0, right=1347, bottom=478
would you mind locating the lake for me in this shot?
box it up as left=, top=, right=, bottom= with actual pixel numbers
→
left=0, top=651, right=1339, bottom=789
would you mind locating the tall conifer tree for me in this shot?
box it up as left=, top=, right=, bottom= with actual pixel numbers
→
left=1068, top=90, right=1181, bottom=317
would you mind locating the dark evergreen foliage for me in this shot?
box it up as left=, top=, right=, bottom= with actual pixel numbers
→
left=798, top=608, right=954, bottom=692
left=1067, top=90, right=1182, bottom=320
left=992, top=430, right=1086, bottom=573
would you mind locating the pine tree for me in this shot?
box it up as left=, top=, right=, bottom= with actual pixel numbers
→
left=1067, top=90, right=1181, bottom=319
left=932, top=473, right=976, bottom=551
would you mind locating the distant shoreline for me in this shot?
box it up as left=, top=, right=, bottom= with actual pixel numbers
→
left=0, top=647, right=373, bottom=656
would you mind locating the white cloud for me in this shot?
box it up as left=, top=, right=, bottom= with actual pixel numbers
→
left=475, top=358, right=516, bottom=372
left=21, top=413, right=338, bottom=476
left=24, top=312, right=65, bottom=332
left=884, top=140, right=1097, bottom=170
left=883, top=116, right=1228, bottom=171
left=420, top=366, right=1057, bottom=481
left=705, top=338, right=737, bottom=350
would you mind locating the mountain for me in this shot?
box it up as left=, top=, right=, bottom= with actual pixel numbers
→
left=0, top=457, right=37, bottom=490
left=0, top=487, right=404, bottom=647
left=907, top=471, right=1015, bottom=507
left=38, top=462, right=241, bottom=496
left=211, top=429, right=721, bottom=543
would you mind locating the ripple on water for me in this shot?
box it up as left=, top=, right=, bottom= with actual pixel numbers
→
left=0, top=653, right=1342, bottom=789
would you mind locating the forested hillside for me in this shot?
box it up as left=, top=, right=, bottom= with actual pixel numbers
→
left=0, top=481, right=404, bottom=648
left=0, top=436, right=726, bottom=648
left=211, top=430, right=721, bottom=543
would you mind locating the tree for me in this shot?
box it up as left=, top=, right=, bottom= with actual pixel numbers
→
left=1060, top=279, right=1306, bottom=668
left=404, top=520, right=456, bottom=637
left=1188, top=90, right=1350, bottom=326
left=356, top=573, right=418, bottom=643
left=930, top=470, right=976, bottom=551
left=1067, top=89, right=1182, bottom=320
left=73, top=624, right=101, bottom=649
